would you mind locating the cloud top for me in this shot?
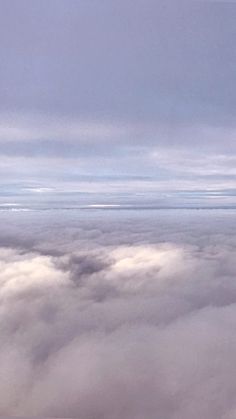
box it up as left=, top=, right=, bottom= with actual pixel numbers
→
left=0, top=210, right=236, bottom=418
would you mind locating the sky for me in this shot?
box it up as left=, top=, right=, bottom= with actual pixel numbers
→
left=0, top=0, right=236, bottom=206
left=2, top=3, right=236, bottom=416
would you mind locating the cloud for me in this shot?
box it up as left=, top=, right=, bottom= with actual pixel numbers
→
left=0, top=0, right=235, bottom=124
left=0, top=0, right=236, bottom=412
left=0, top=211, right=236, bottom=418
left=1, top=113, right=236, bottom=208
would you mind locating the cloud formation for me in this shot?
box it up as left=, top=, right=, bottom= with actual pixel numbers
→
left=0, top=210, right=236, bottom=418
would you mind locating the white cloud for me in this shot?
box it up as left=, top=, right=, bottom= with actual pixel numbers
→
left=0, top=215, right=236, bottom=418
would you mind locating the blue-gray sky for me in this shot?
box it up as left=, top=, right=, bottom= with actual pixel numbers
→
left=0, top=0, right=236, bottom=206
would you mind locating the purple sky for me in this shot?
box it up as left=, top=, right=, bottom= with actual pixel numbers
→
left=0, top=0, right=236, bottom=206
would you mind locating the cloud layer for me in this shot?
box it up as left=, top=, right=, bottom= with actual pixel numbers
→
left=0, top=209, right=236, bottom=418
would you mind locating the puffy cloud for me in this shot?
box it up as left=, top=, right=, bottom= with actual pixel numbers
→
left=0, top=210, right=236, bottom=418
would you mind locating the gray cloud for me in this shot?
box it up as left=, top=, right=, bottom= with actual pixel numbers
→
left=0, top=0, right=235, bottom=123
left=0, top=1, right=236, bottom=203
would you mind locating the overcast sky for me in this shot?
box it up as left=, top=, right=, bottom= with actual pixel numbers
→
left=0, top=0, right=236, bottom=206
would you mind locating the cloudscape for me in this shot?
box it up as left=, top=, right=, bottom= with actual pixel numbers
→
left=1, top=210, right=236, bottom=419
left=1, top=1, right=236, bottom=419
